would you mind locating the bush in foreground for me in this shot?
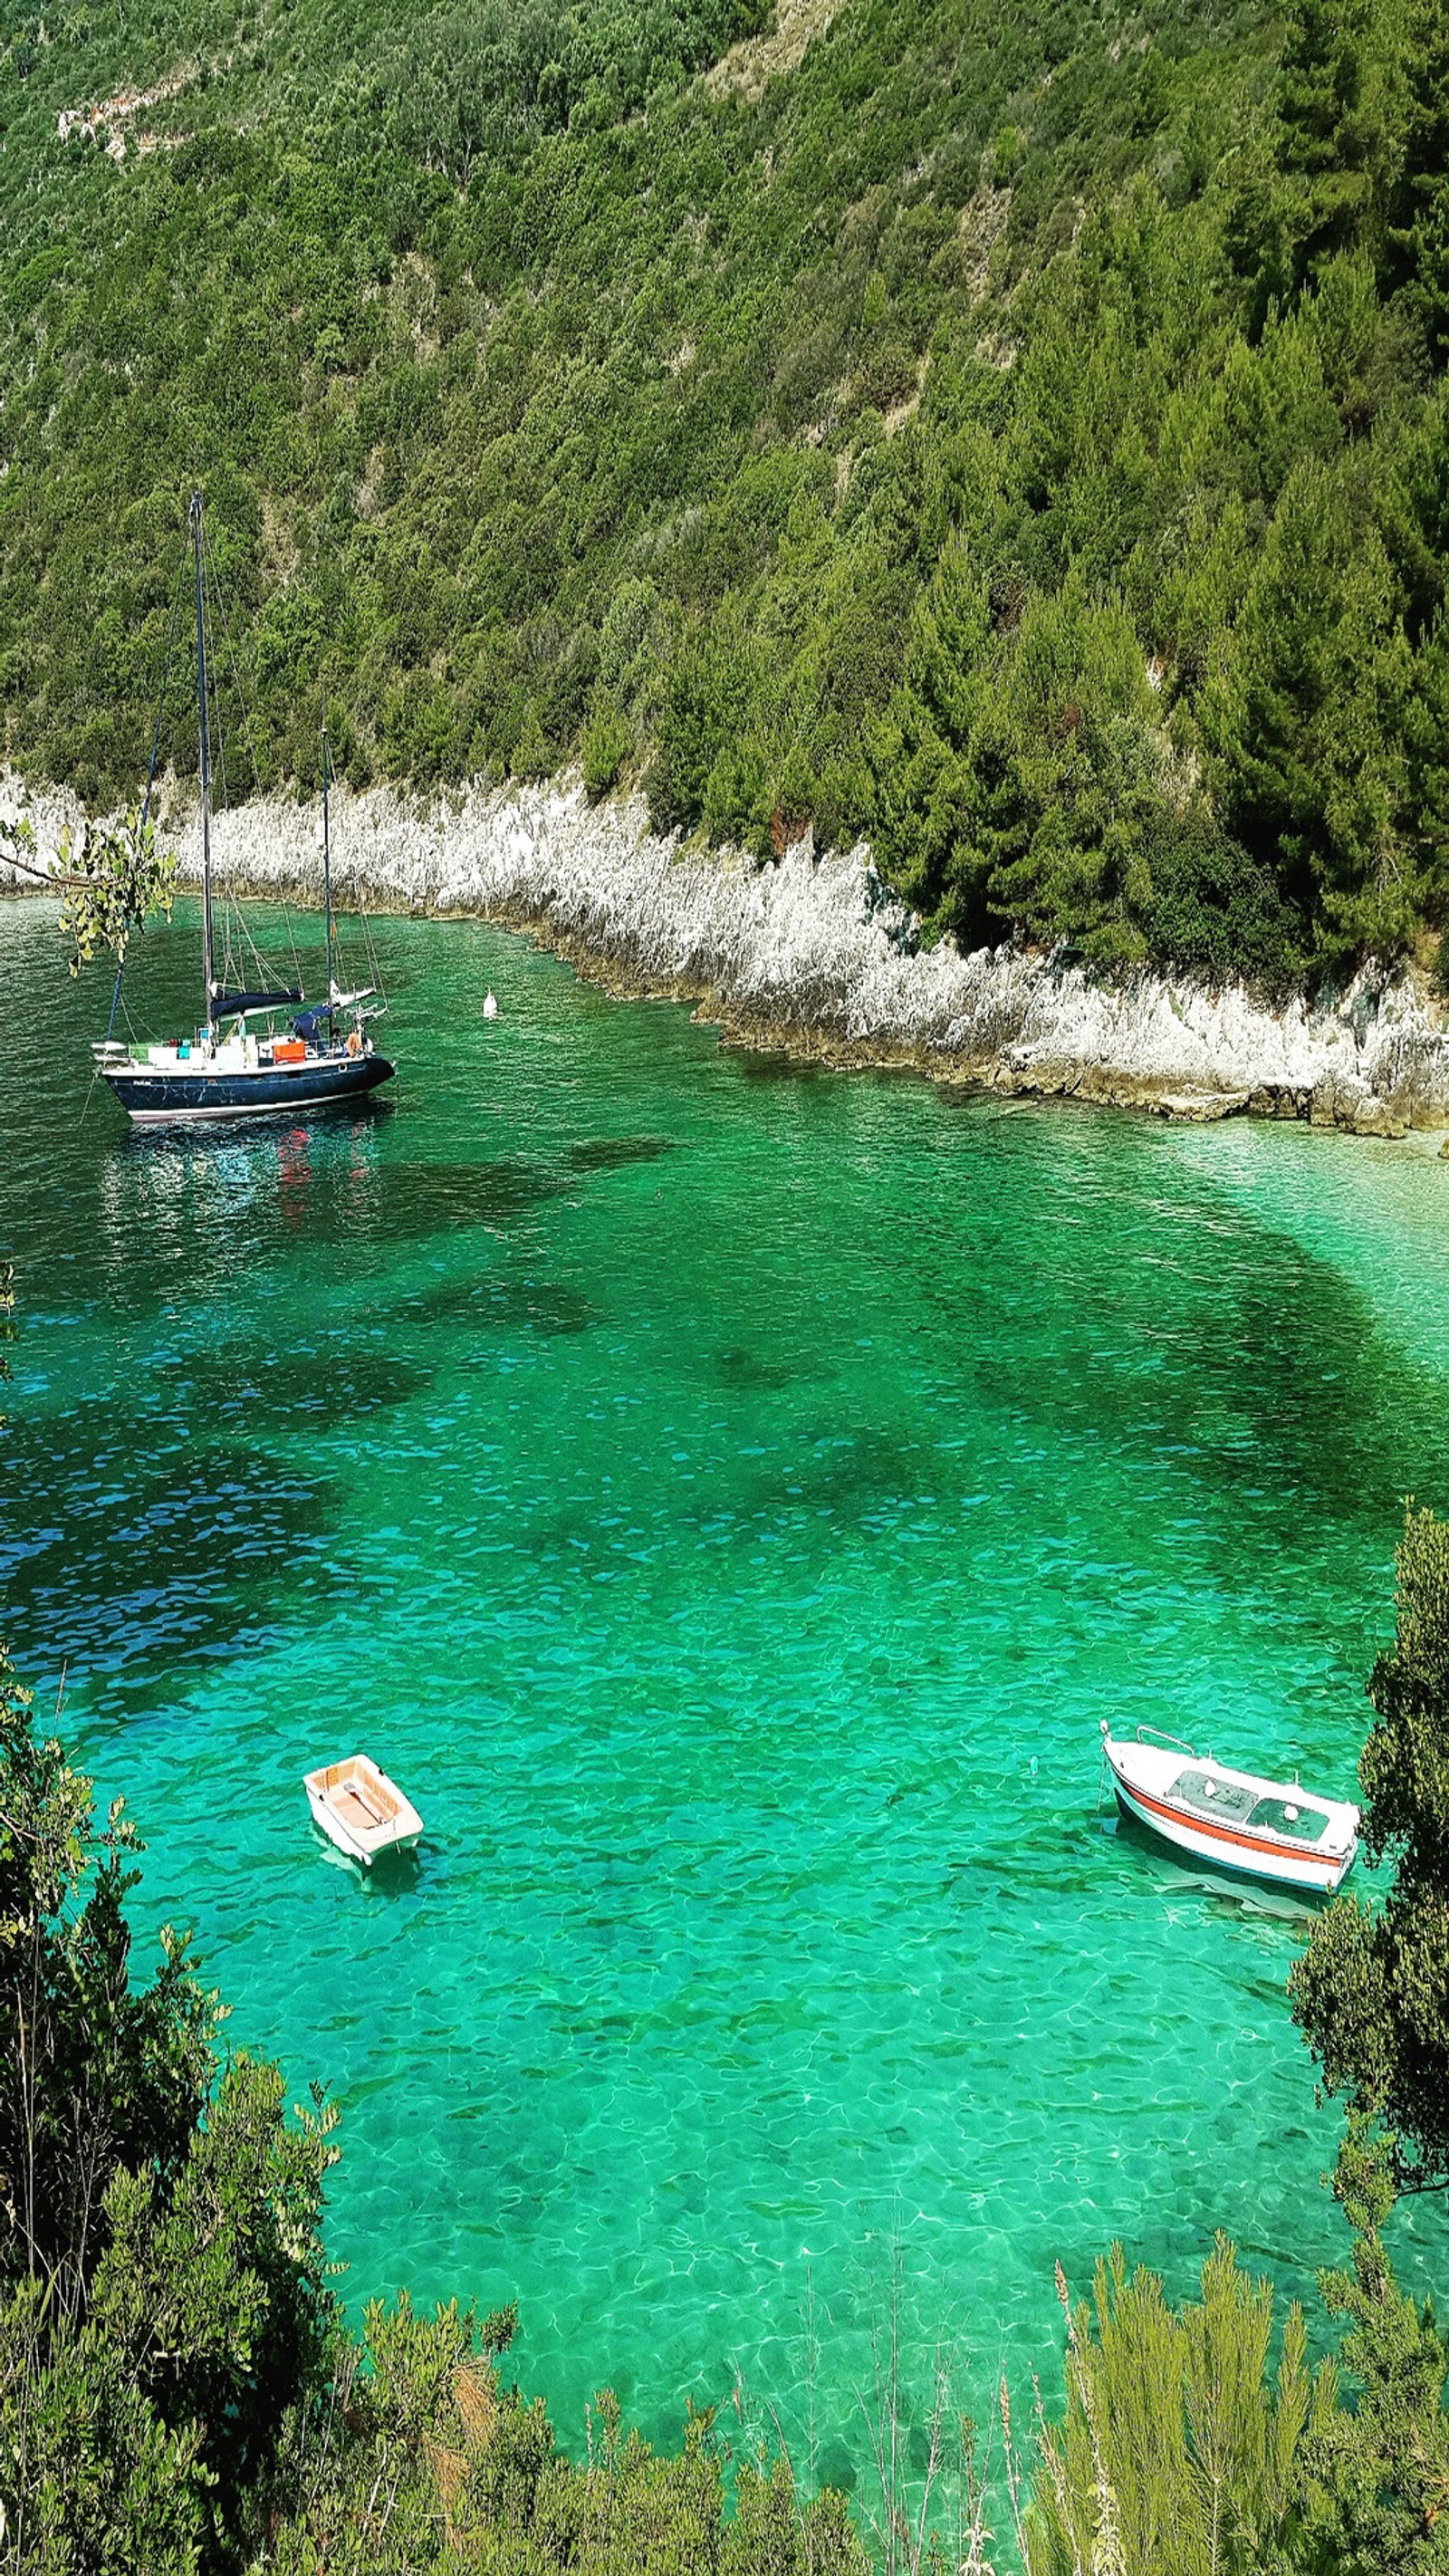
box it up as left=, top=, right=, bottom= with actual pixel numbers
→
left=0, top=1641, right=338, bottom=2569
left=1292, top=1501, right=1449, bottom=2192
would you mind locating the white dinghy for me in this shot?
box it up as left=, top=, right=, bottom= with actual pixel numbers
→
left=304, top=1754, right=423, bottom=1866
left=1100, top=1722, right=1358, bottom=1894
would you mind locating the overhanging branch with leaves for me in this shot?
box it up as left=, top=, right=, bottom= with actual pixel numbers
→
left=1, top=808, right=178, bottom=976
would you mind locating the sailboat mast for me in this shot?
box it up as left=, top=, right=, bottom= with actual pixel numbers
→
left=321, top=724, right=336, bottom=1022
left=190, top=489, right=215, bottom=1034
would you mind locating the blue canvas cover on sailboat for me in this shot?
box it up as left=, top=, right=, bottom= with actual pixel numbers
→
left=212, top=986, right=303, bottom=1018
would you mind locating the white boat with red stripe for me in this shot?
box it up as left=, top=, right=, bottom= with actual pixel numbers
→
left=1100, top=1722, right=1359, bottom=1895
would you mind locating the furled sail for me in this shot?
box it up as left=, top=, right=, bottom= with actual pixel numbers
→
left=211, top=985, right=304, bottom=1019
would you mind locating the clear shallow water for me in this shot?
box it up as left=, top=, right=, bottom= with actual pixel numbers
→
left=3, top=891, right=1448, bottom=2480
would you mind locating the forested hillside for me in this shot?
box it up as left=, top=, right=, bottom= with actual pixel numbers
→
left=4, top=0, right=1449, bottom=982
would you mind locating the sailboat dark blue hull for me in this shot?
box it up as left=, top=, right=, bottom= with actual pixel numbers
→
left=97, top=497, right=398, bottom=1120
left=102, top=1052, right=394, bottom=1123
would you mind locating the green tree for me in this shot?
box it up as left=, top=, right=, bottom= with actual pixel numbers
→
left=1201, top=456, right=1416, bottom=960
left=1291, top=2119, right=1449, bottom=2574
left=1291, top=1504, right=1449, bottom=2191
left=581, top=697, right=632, bottom=798
left=0, top=1654, right=212, bottom=2305
left=976, top=582, right=1175, bottom=966
left=870, top=554, right=1188, bottom=964
left=273, top=2284, right=866, bottom=2576
left=510, top=697, right=552, bottom=782
left=1381, top=0, right=1449, bottom=353
left=1028, top=2236, right=1331, bottom=2576
left=0, top=1647, right=339, bottom=2569
left=1026, top=2131, right=1449, bottom=2576
left=862, top=535, right=993, bottom=937
left=1273, top=0, right=1386, bottom=293
left=648, top=607, right=768, bottom=840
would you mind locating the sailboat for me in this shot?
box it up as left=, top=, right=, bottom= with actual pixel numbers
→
left=94, top=492, right=395, bottom=1124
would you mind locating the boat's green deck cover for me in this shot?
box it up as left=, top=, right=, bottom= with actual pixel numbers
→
left=1246, top=1794, right=1330, bottom=1842
left=1169, top=1767, right=1255, bottom=1821
left=1168, top=1767, right=1331, bottom=1842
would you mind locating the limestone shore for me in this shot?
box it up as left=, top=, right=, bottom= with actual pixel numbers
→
left=7, top=768, right=1449, bottom=1137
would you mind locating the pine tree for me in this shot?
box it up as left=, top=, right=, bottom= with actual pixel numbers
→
left=510, top=698, right=551, bottom=783
left=1029, top=2237, right=1332, bottom=2576
left=1291, top=2121, right=1449, bottom=2574
left=860, top=536, right=993, bottom=937
left=1382, top=0, right=1449, bottom=354
left=1274, top=0, right=1384, bottom=292
left=1201, top=456, right=1415, bottom=959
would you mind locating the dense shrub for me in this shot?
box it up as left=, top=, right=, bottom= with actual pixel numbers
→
left=582, top=696, right=632, bottom=794
left=0, top=1641, right=338, bottom=2567
left=1130, top=808, right=1312, bottom=995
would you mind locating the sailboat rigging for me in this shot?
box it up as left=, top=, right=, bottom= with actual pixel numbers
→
left=93, top=490, right=395, bottom=1124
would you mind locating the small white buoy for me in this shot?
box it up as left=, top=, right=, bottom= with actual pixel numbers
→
left=483, top=990, right=498, bottom=1020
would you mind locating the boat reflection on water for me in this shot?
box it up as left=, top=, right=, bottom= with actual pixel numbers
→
left=275, top=1123, right=321, bottom=1231
left=97, top=1099, right=389, bottom=1283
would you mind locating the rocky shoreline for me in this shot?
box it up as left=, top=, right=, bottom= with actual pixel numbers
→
left=7, top=768, right=1449, bottom=1139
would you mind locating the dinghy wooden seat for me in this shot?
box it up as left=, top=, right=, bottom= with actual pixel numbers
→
left=333, top=1783, right=390, bottom=1833
left=304, top=1754, right=423, bottom=1866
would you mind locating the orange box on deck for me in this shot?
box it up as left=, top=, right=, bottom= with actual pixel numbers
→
left=272, top=1039, right=306, bottom=1063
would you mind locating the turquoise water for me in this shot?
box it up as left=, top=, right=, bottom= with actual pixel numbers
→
left=4, top=891, right=1448, bottom=2480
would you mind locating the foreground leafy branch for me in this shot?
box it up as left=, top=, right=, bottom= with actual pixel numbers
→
left=1028, top=2158, right=1449, bottom=2576
left=1290, top=2118, right=1449, bottom=2571
left=1, top=806, right=176, bottom=975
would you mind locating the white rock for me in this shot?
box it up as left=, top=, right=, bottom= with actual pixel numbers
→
left=5, top=765, right=1449, bottom=1132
